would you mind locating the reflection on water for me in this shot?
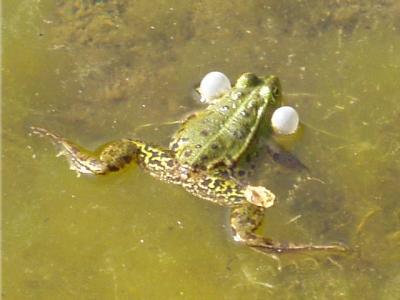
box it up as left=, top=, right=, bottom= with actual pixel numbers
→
left=3, top=1, right=400, bottom=299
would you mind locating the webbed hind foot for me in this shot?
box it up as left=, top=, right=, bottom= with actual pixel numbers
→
left=30, top=126, right=139, bottom=176
left=230, top=203, right=348, bottom=254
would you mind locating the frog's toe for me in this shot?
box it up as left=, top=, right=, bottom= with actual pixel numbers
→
left=30, top=126, right=53, bottom=138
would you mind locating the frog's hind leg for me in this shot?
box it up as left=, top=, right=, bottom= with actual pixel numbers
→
left=230, top=203, right=348, bottom=253
left=30, top=126, right=139, bottom=176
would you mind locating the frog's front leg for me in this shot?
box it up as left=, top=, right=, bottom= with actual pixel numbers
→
left=230, top=203, right=348, bottom=253
left=30, top=126, right=139, bottom=176
left=265, top=139, right=308, bottom=171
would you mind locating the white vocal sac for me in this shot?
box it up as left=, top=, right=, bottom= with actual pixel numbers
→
left=198, top=71, right=231, bottom=103
left=271, top=106, right=300, bottom=135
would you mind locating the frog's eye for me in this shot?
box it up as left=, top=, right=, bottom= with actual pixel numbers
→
left=236, top=73, right=260, bottom=88
left=272, top=86, right=280, bottom=98
left=264, top=76, right=281, bottom=99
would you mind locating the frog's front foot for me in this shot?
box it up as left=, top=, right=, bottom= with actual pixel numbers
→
left=244, top=185, right=275, bottom=208
left=230, top=203, right=348, bottom=254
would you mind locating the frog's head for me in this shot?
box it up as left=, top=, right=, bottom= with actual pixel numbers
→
left=235, top=73, right=282, bottom=107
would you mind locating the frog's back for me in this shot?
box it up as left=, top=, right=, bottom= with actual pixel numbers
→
left=170, top=74, right=280, bottom=169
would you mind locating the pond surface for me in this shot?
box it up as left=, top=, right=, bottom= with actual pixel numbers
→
left=3, top=1, right=400, bottom=299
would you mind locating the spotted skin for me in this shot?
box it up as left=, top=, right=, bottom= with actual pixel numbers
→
left=31, top=126, right=347, bottom=253
left=30, top=127, right=274, bottom=208
left=170, top=73, right=282, bottom=170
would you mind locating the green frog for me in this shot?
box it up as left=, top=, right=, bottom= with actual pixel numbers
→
left=31, top=73, right=346, bottom=253
left=170, top=73, right=281, bottom=170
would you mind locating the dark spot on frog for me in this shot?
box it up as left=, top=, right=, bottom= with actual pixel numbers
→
left=219, top=170, right=229, bottom=177
left=184, top=150, right=192, bottom=157
left=149, top=150, right=160, bottom=158
left=166, top=160, right=175, bottom=167
left=193, top=163, right=206, bottom=170
left=214, top=179, right=223, bottom=187
left=233, top=130, right=244, bottom=139
left=229, top=195, right=243, bottom=204
left=159, top=152, right=170, bottom=159
left=170, top=143, right=179, bottom=151
left=149, top=159, right=163, bottom=168
left=211, top=143, right=219, bottom=150
left=202, top=178, right=212, bottom=186
left=122, top=155, right=132, bottom=163
left=238, top=170, right=246, bottom=177
left=225, top=186, right=233, bottom=194
left=248, top=218, right=257, bottom=226
left=200, top=130, right=209, bottom=137
left=200, top=155, right=208, bottom=161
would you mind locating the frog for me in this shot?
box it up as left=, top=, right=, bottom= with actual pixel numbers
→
left=171, top=73, right=306, bottom=176
left=170, top=73, right=279, bottom=169
left=30, top=72, right=347, bottom=254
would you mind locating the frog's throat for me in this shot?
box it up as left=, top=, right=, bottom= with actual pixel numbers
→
left=244, top=185, right=275, bottom=208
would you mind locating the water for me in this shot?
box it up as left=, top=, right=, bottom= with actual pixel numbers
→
left=3, top=1, right=400, bottom=299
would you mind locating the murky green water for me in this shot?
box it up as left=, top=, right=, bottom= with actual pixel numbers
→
left=3, top=1, right=400, bottom=299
